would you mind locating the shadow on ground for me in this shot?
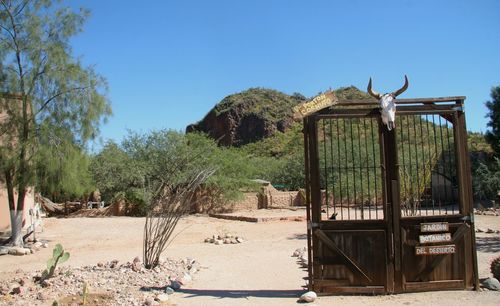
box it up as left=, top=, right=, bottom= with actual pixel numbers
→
left=178, top=289, right=303, bottom=299
left=475, top=236, right=500, bottom=253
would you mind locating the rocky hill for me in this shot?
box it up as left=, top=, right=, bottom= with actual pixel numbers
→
left=186, top=86, right=371, bottom=146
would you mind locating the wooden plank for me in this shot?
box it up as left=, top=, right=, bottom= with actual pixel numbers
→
left=415, top=244, right=456, bottom=256
left=315, top=285, right=386, bottom=295
left=419, top=233, right=452, bottom=244
left=415, top=224, right=468, bottom=281
left=404, top=280, right=464, bottom=291
left=420, top=222, right=449, bottom=233
left=335, top=96, right=466, bottom=106
left=314, top=229, right=372, bottom=283
left=313, top=279, right=350, bottom=287
left=294, top=91, right=337, bottom=119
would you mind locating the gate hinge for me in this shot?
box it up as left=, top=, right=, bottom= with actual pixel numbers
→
left=308, top=221, right=320, bottom=230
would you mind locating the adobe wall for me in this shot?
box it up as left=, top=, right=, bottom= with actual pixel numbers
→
left=0, top=184, right=35, bottom=233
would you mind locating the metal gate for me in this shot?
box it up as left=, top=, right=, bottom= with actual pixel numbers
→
left=303, top=96, right=478, bottom=294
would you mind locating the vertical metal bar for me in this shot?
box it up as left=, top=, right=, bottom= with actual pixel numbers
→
left=363, top=118, right=372, bottom=220
left=357, top=118, right=365, bottom=219
left=425, top=115, right=435, bottom=215
left=350, top=119, right=357, bottom=220
left=322, top=119, right=328, bottom=220
left=399, top=116, right=407, bottom=216
left=371, top=118, right=379, bottom=219
left=444, top=119, right=456, bottom=213
left=438, top=116, right=450, bottom=210
left=329, top=119, right=336, bottom=217
left=419, top=115, right=428, bottom=216
left=432, top=115, right=442, bottom=213
left=343, top=118, right=350, bottom=220
left=337, top=119, right=343, bottom=220
left=412, top=115, right=422, bottom=216
left=405, top=115, right=414, bottom=216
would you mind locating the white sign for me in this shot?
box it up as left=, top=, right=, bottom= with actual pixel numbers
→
left=415, top=244, right=456, bottom=256
left=421, top=222, right=449, bottom=233
left=419, top=233, right=452, bottom=244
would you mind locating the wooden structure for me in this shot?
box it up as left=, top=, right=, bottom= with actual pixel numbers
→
left=303, top=96, right=478, bottom=294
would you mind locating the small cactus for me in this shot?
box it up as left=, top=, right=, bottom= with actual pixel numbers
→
left=42, top=244, right=70, bottom=280
left=491, top=255, right=500, bottom=280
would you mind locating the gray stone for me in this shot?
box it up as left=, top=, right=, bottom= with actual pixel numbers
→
left=482, top=277, right=500, bottom=291
left=0, top=247, right=9, bottom=256
left=165, top=287, right=175, bottom=295
left=298, top=291, right=317, bottom=303
left=169, top=280, right=181, bottom=290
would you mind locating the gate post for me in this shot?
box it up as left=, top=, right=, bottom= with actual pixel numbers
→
left=382, top=128, right=402, bottom=293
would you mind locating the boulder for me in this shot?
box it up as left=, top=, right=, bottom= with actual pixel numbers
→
left=482, top=278, right=500, bottom=291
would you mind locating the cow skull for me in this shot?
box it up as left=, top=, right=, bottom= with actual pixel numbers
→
left=367, top=75, right=409, bottom=130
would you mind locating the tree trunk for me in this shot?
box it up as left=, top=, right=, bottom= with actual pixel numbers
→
left=9, top=210, right=23, bottom=246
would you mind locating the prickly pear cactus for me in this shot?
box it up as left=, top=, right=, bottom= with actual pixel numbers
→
left=491, top=255, right=500, bottom=280
left=42, top=243, right=70, bottom=280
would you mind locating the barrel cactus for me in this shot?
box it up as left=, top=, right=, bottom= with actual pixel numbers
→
left=491, top=255, right=500, bottom=280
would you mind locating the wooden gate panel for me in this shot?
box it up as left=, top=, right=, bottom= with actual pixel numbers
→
left=313, top=229, right=387, bottom=293
left=400, top=221, right=470, bottom=288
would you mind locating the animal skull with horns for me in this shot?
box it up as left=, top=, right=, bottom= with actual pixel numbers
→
left=367, top=75, right=409, bottom=130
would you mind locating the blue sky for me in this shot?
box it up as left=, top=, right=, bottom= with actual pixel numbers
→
left=69, top=0, right=499, bottom=148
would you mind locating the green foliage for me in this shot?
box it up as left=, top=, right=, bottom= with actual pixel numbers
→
left=35, top=135, right=93, bottom=202
left=42, top=243, right=70, bottom=280
left=90, top=130, right=260, bottom=213
left=491, top=256, right=500, bottom=280
left=213, top=88, right=305, bottom=122
left=0, top=0, right=110, bottom=245
left=473, top=157, right=500, bottom=202
left=485, top=86, right=500, bottom=155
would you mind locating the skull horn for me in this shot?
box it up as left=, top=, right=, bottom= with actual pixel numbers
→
left=391, top=75, right=409, bottom=97
left=367, top=77, right=382, bottom=99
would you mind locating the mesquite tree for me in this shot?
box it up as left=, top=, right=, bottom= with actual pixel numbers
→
left=0, top=0, right=110, bottom=246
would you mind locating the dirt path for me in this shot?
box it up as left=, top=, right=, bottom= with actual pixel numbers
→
left=0, top=213, right=499, bottom=305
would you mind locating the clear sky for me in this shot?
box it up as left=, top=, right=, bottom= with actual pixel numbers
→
left=69, top=0, right=499, bottom=149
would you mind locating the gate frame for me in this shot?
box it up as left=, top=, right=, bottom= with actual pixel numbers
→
left=303, top=96, right=479, bottom=294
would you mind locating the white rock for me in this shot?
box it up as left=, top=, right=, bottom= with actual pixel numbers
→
left=299, top=291, right=317, bottom=303
left=236, top=237, right=244, bottom=243
left=214, top=239, right=223, bottom=245
left=8, top=247, right=31, bottom=256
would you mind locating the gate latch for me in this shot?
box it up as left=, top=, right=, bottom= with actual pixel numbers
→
left=461, top=214, right=474, bottom=223
left=307, top=221, right=320, bottom=230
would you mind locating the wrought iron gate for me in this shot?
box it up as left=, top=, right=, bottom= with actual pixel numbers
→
left=303, top=96, right=478, bottom=294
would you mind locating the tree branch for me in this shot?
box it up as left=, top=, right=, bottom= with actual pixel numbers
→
left=35, top=86, right=90, bottom=116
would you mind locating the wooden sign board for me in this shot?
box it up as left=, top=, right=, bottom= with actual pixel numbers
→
left=419, top=233, right=452, bottom=244
left=293, top=91, right=338, bottom=119
left=415, top=244, right=456, bottom=256
left=420, top=222, right=449, bottom=233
